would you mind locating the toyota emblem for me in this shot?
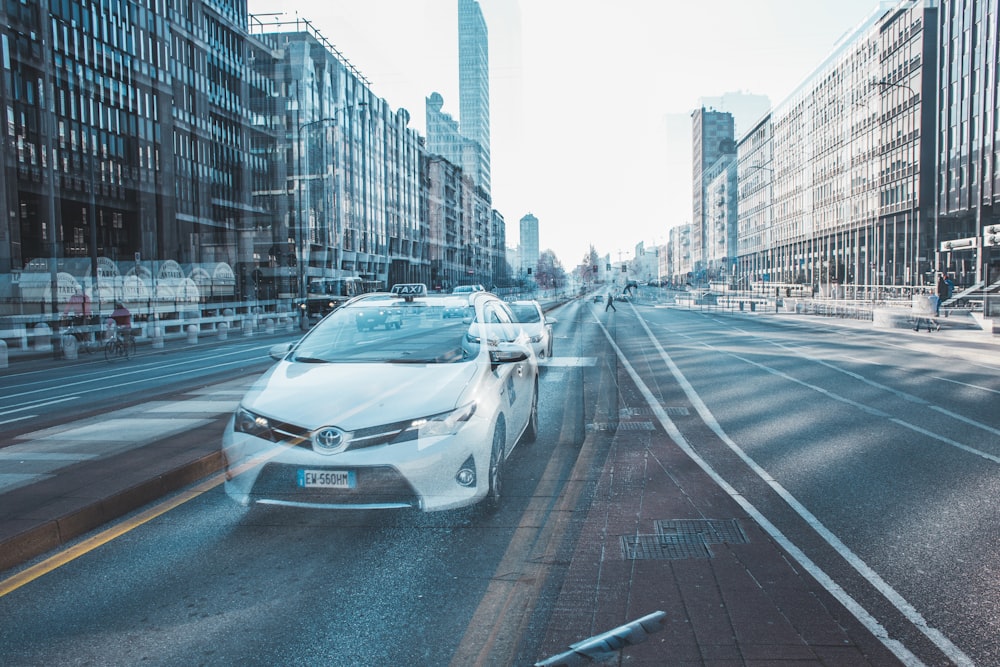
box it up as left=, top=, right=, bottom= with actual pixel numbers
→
left=313, top=427, right=347, bottom=454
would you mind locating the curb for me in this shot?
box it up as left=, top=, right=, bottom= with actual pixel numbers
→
left=0, top=451, right=223, bottom=573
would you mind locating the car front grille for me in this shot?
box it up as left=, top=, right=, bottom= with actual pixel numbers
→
left=250, top=462, right=420, bottom=508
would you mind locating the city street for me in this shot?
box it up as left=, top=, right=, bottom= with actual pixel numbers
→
left=1, top=297, right=998, bottom=665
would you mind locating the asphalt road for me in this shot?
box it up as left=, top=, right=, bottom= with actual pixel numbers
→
left=1, top=298, right=998, bottom=665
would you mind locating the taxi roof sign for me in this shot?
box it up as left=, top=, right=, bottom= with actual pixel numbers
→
left=390, top=283, right=427, bottom=297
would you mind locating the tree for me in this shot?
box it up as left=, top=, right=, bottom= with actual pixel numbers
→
left=534, top=250, right=566, bottom=289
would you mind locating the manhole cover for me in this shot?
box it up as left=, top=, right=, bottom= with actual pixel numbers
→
left=622, top=534, right=712, bottom=560
left=654, top=518, right=748, bottom=545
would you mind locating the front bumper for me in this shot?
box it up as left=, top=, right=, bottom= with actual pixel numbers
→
left=222, top=413, right=494, bottom=512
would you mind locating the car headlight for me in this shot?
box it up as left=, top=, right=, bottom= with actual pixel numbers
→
left=408, top=402, right=477, bottom=439
left=529, top=333, right=542, bottom=343
left=234, top=407, right=274, bottom=440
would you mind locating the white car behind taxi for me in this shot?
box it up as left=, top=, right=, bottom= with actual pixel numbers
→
left=509, top=300, right=555, bottom=359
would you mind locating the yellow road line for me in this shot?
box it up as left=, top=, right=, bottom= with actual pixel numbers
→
left=0, top=474, right=225, bottom=598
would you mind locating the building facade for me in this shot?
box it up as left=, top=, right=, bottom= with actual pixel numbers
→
left=937, top=0, right=1000, bottom=287
left=458, top=0, right=491, bottom=197
left=0, top=1, right=513, bottom=332
left=691, top=108, right=735, bottom=282
left=734, top=0, right=939, bottom=295
left=518, top=212, right=539, bottom=279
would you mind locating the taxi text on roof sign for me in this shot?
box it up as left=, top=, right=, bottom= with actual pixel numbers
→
left=390, top=283, right=427, bottom=296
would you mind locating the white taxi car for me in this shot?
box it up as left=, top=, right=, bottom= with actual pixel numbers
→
left=222, top=284, right=539, bottom=512
left=509, top=300, right=555, bottom=359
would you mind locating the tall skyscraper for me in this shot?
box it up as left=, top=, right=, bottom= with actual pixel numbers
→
left=458, top=0, right=491, bottom=197
left=692, top=108, right=735, bottom=279
left=520, top=213, right=539, bottom=276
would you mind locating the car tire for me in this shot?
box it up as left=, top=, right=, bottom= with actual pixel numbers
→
left=483, top=420, right=506, bottom=512
left=521, top=379, right=538, bottom=444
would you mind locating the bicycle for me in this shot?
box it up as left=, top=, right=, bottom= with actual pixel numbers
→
left=104, top=325, right=136, bottom=361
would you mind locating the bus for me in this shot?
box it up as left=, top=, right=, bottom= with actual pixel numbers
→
left=296, top=276, right=363, bottom=323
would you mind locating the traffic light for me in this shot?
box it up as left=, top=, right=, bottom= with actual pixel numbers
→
left=621, top=264, right=627, bottom=272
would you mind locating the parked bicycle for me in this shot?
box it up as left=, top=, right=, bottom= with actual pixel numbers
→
left=60, top=320, right=101, bottom=355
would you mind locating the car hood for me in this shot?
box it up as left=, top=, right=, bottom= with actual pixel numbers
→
left=240, top=360, right=482, bottom=431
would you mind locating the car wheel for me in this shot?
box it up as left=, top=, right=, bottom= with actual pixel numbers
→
left=521, top=379, right=538, bottom=444
left=483, top=420, right=506, bottom=511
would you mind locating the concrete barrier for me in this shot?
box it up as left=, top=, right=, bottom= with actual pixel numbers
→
left=61, top=334, right=79, bottom=360
left=151, top=325, right=164, bottom=349
left=33, top=323, right=53, bottom=352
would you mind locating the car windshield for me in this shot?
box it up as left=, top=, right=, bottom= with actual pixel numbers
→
left=290, top=296, right=477, bottom=364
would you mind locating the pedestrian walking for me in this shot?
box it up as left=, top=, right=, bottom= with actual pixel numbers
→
left=605, top=293, right=617, bottom=312
left=936, top=273, right=949, bottom=316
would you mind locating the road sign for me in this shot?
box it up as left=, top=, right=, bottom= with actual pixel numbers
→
left=939, top=237, right=979, bottom=251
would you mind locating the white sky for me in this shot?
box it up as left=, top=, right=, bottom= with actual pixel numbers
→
left=248, top=0, right=882, bottom=269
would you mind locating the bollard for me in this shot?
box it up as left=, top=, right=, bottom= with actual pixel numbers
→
left=264, top=318, right=274, bottom=334
left=750, top=301, right=756, bottom=312
left=218, top=321, right=229, bottom=341
left=33, top=323, right=53, bottom=352
left=62, top=334, right=79, bottom=360
left=151, top=325, right=164, bottom=349
left=243, top=315, right=255, bottom=337
left=186, top=324, right=198, bottom=344
left=0, top=339, right=7, bottom=369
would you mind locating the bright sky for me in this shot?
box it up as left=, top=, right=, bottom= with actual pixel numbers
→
left=248, top=0, right=883, bottom=269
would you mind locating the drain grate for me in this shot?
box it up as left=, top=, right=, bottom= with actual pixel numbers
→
left=619, top=406, right=690, bottom=418
left=586, top=421, right=656, bottom=432
left=622, top=534, right=712, bottom=560
left=654, top=519, right=749, bottom=545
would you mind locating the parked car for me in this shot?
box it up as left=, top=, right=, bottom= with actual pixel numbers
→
left=223, top=283, right=539, bottom=513
left=509, top=299, right=555, bottom=359
left=452, top=284, right=485, bottom=294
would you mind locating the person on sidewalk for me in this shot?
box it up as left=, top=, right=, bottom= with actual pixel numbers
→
left=936, top=273, right=949, bottom=316
left=605, top=293, right=617, bottom=312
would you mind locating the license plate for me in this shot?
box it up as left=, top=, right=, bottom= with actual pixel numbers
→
left=297, top=469, right=356, bottom=489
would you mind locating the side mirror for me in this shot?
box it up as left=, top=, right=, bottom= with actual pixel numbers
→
left=269, top=342, right=293, bottom=360
left=490, top=341, right=529, bottom=366
left=545, top=317, right=557, bottom=325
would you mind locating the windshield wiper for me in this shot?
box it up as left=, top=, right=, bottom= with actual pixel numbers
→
left=292, top=355, right=328, bottom=363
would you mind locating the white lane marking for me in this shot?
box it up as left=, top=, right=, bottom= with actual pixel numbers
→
left=0, top=352, right=269, bottom=403
left=607, top=304, right=972, bottom=667
left=0, top=415, right=36, bottom=426
left=699, top=339, right=1000, bottom=464
left=0, top=396, right=79, bottom=416
left=933, top=375, right=1000, bottom=396
left=0, top=343, right=280, bottom=401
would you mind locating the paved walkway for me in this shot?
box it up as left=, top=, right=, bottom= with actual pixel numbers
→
left=1, top=305, right=996, bottom=664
